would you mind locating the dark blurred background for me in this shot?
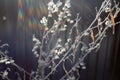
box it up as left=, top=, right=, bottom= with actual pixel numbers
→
left=0, top=0, right=120, bottom=80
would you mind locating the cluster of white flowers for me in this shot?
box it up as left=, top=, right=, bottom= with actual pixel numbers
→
left=58, top=12, right=64, bottom=21
left=48, top=0, right=62, bottom=17
left=40, top=16, right=48, bottom=26
left=32, top=35, right=41, bottom=57
left=57, top=0, right=74, bottom=32
left=52, top=46, right=66, bottom=55
left=105, top=3, right=111, bottom=12
left=49, top=20, right=59, bottom=33
left=51, top=38, right=66, bottom=59
left=53, top=20, right=59, bottom=28
left=32, top=35, right=41, bottom=45
left=58, top=0, right=72, bottom=21
left=62, top=0, right=71, bottom=16
left=65, top=0, right=71, bottom=8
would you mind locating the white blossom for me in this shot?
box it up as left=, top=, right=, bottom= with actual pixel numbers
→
left=67, top=18, right=70, bottom=22
left=70, top=20, right=74, bottom=24
left=67, top=38, right=72, bottom=42
left=105, top=7, right=111, bottom=12
left=53, top=20, right=59, bottom=28
left=40, top=17, right=48, bottom=26
left=64, top=25, right=67, bottom=28
left=56, top=1, right=62, bottom=7
left=57, top=38, right=62, bottom=42
left=47, top=0, right=61, bottom=13
left=60, top=28, right=67, bottom=31
left=58, top=12, right=64, bottom=20
left=45, top=27, right=49, bottom=30
left=82, top=66, right=86, bottom=69
left=105, top=20, right=112, bottom=27
left=54, top=55, right=59, bottom=59
left=50, top=29, right=55, bottom=33
left=32, top=34, right=41, bottom=45
left=65, top=0, right=71, bottom=8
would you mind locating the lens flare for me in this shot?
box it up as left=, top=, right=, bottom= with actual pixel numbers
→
left=17, top=0, right=48, bottom=31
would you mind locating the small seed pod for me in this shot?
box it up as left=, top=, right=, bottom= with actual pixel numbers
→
left=82, top=66, right=86, bottom=69
left=70, top=20, right=74, bottom=24
left=80, top=62, right=85, bottom=66
left=105, top=20, right=112, bottom=27
left=105, top=7, right=111, bottom=13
